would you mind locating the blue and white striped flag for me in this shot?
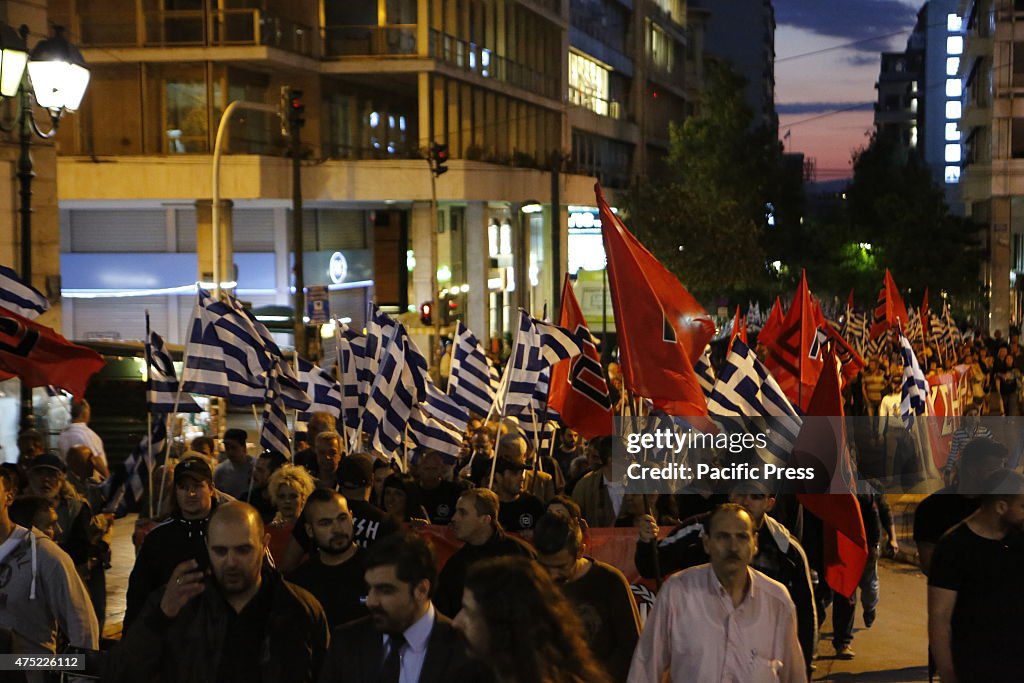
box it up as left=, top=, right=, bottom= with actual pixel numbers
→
left=146, top=325, right=200, bottom=413
left=424, top=381, right=469, bottom=431
left=297, top=357, right=343, bottom=422
left=261, top=369, right=293, bottom=457
left=707, top=339, right=803, bottom=466
left=496, top=310, right=585, bottom=417
left=362, top=325, right=419, bottom=454
left=449, top=321, right=498, bottom=417
left=0, top=265, right=49, bottom=319
left=408, top=405, right=463, bottom=462
left=335, top=323, right=364, bottom=429
left=694, top=345, right=715, bottom=399
left=898, top=333, right=928, bottom=427
left=104, top=417, right=167, bottom=515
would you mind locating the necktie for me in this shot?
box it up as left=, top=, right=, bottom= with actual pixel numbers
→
left=379, top=632, right=406, bottom=683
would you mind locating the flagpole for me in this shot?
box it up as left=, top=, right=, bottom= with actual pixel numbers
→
left=145, top=310, right=155, bottom=520
left=334, top=320, right=356, bottom=453
left=158, top=292, right=201, bottom=517
left=489, top=312, right=522, bottom=490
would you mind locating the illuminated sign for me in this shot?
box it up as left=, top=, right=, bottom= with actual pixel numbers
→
left=945, top=13, right=962, bottom=185
left=329, top=251, right=348, bottom=284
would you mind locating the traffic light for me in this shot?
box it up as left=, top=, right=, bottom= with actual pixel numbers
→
left=288, top=89, right=305, bottom=129
left=431, top=142, right=449, bottom=177
left=420, top=302, right=432, bottom=325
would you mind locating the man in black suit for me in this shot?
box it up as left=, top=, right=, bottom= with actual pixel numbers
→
left=318, top=531, right=481, bottom=683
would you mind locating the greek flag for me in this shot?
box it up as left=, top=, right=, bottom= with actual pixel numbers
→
left=104, top=417, right=167, bottom=515
left=694, top=345, right=715, bottom=398
left=898, top=333, right=928, bottom=427
left=424, top=381, right=469, bottom=431
left=0, top=265, right=49, bottom=319
left=497, top=311, right=585, bottom=417
left=335, top=323, right=364, bottom=429
left=297, top=357, right=343, bottom=422
left=182, top=289, right=311, bottom=410
left=260, top=369, right=293, bottom=457
left=408, top=405, right=463, bottom=462
left=146, top=325, right=200, bottom=413
left=449, top=322, right=498, bottom=417
left=707, top=339, right=803, bottom=466
left=362, top=325, right=420, bottom=454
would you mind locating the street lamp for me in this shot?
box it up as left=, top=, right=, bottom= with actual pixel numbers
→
left=0, top=24, right=90, bottom=426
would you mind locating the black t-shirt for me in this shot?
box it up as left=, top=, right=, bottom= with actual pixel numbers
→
left=217, top=577, right=273, bottom=683
left=416, top=480, right=469, bottom=525
left=292, top=497, right=398, bottom=551
left=561, top=559, right=640, bottom=682
left=928, top=522, right=1024, bottom=681
left=913, top=488, right=981, bottom=545
left=498, top=493, right=546, bottom=532
left=286, top=551, right=368, bottom=629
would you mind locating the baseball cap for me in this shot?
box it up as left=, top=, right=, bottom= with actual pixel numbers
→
left=174, top=456, right=213, bottom=485
left=338, top=453, right=373, bottom=488
left=30, top=453, right=66, bottom=473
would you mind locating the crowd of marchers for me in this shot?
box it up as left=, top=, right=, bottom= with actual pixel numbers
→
left=2, top=323, right=1024, bottom=682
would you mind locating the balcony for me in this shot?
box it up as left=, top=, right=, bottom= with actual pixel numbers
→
left=568, top=85, right=627, bottom=120
left=74, top=8, right=314, bottom=56
left=321, top=25, right=418, bottom=58
left=428, top=30, right=561, bottom=101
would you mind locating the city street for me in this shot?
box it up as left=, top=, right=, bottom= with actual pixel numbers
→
left=103, top=517, right=932, bottom=682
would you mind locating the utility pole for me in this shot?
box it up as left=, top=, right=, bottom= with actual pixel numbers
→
left=550, top=150, right=562, bottom=318
left=284, top=87, right=306, bottom=355
left=428, top=142, right=449, bottom=380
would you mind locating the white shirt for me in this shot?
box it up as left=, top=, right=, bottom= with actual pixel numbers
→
left=381, top=603, right=436, bottom=683
left=57, top=423, right=107, bottom=468
left=877, top=391, right=903, bottom=436
left=628, top=564, right=806, bottom=683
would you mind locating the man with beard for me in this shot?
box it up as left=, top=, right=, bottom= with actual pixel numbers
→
left=414, top=450, right=468, bottom=525
left=534, top=512, right=640, bottom=682
left=107, top=502, right=329, bottom=683
left=318, top=531, right=480, bottom=683
left=287, top=488, right=368, bottom=629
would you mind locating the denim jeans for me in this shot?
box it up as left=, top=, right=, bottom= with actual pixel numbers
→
left=832, top=549, right=879, bottom=648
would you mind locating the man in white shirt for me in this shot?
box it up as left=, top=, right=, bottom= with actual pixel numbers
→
left=876, top=376, right=910, bottom=481
left=58, top=399, right=109, bottom=477
left=628, top=503, right=806, bottom=683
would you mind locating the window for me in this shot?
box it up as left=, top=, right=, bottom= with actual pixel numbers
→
left=947, top=57, right=960, bottom=76
left=1013, top=119, right=1024, bottom=158
left=647, top=23, right=675, bottom=74
left=1015, top=43, right=1024, bottom=88
left=946, top=100, right=962, bottom=118
left=947, top=36, right=963, bottom=55
left=945, top=122, right=961, bottom=141
left=945, top=143, right=962, bottom=162
left=945, top=166, right=961, bottom=183
left=947, top=13, right=962, bottom=31
left=946, top=79, right=963, bottom=97
left=569, top=52, right=611, bottom=116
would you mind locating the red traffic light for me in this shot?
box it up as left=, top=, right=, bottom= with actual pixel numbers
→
left=420, top=302, right=432, bottom=325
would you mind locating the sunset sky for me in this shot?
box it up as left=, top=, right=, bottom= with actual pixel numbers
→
left=775, top=0, right=922, bottom=181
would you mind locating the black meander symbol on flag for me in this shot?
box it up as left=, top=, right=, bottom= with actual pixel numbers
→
left=568, top=323, right=611, bottom=409
left=662, top=316, right=677, bottom=343
left=0, top=315, right=39, bottom=357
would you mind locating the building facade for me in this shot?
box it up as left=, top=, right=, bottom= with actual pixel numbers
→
left=22, top=0, right=697, bottom=354
left=959, top=0, right=1024, bottom=333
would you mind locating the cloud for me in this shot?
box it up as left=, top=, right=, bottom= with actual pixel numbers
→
left=774, top=0, right=918, bottom=52
left=777, top=101, right=875, bottom=115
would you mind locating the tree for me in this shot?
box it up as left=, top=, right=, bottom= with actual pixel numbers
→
left=846, top=132, right=982, bottom=305
left=623, top=61, right=779, bottom=299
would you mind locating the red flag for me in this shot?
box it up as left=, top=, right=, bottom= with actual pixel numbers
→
left=759, top=296, right=785, bottom=349
left=792, top=347, right=869, bottom=599
left=597, top=184, right=710, bottom=417
left=869, top=269, right=909, bottom=339
left=764, top=270, right=821, bottom=410
left=847, top=288, right=855, bottom=311
left=728, top=306, right=748, bottom=352
left=549, top=275, right=614, bottom=439
left=0, top=305, right=105, bottom=397
left=921, top=287, right=931, bottom=340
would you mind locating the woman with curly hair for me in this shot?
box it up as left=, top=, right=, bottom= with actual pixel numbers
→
left=266, top=464, right=315, bottom=564
left=453, top=556, right=612, bottom=683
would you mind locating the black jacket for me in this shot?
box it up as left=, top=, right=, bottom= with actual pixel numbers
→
left=107, top=568, right=330, bottom=683
left=635, top=512, right=818, bottom=672
left=434, top=529, right=535, bottom=618
left=124, top=514, right=212, bottom=631
left=317, top=611, right=483, bottom=683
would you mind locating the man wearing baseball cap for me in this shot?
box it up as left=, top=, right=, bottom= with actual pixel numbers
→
left=124, top=456, right=219, bottom=630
